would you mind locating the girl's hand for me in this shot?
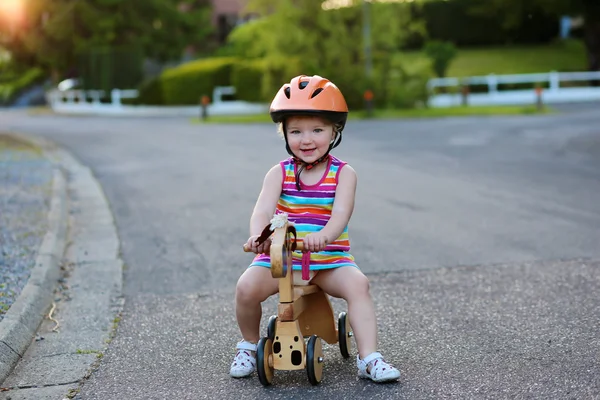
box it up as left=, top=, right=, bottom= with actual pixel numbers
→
left=245, top=235, right=272, bottom=254
left=303, top=234, right=328, bottom=253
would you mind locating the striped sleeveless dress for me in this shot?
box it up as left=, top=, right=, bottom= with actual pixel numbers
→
left=250, top=155, right=357, bottom=271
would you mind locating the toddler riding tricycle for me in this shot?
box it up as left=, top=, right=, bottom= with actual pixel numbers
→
left=243, top=214, right=354, bottom=386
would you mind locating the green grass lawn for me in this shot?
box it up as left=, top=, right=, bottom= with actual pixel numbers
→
left=396, top=39, right=588, bottom=77
left=192, top=105, right=552, bottom=124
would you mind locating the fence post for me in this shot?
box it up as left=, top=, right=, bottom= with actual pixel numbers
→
left=549, top=71, right=560, bottom=92
left=65, top=91, right=75, bottom=104
left=90, top=91, right=102, bottom=106
left=487, top=74, right=498, bottom=95
left=111, top=89, right=122, bottom=107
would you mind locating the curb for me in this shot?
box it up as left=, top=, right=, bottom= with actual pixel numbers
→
left=0, top=135, right=69, bottom=385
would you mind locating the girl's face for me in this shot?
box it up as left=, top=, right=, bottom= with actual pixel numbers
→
left=286, top=116, right=335, bottom=163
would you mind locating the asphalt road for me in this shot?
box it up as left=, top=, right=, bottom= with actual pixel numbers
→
left=3, top=108, right=600, bottom=399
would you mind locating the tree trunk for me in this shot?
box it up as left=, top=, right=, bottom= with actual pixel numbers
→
left=584, top=17, right=600, bottom=71
left=583, top=2, right=600, bottom=86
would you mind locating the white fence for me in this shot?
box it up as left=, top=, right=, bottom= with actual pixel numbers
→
left=427, top=71, right=600, bottom=108
left=46, top=86, right=267, bottom=116
left=46, top=71, right=600, bottom=114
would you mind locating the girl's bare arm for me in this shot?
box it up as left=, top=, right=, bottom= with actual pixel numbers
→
left=319, top=165, right=357, bottom=244
left=249, top=164, right=283, bottom=236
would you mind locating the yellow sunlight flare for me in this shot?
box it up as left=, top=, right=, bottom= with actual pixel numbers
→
left=0, top=0, right=25, bottom=24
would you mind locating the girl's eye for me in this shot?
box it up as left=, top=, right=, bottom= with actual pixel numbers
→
left=289, top=130, right=300, bottom=134
left=314, top=128, right=323, bottom=133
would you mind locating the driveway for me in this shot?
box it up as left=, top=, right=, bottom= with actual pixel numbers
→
left=2, top=108, right=600, bottom=399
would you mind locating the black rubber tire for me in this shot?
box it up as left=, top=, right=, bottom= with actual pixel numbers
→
left=256, top=337, right=273, bottom=386
left=267, top=315, right=277, bottom=341
left=338, top=312, right=351, bottom=359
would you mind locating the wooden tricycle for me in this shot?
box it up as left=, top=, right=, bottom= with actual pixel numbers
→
left=243, top=214, right=354, bottom=386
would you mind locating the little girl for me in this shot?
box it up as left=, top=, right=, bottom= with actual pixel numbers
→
left=230, top=75, right=400, bottom=383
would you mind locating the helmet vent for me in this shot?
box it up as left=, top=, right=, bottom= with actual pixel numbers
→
left=284, top=87, right=291, bottom=99
left=310, top=88, right=323, bottom=98
left=299, top=81, right=309, bottom=89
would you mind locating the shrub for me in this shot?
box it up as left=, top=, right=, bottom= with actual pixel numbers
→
left=376, top=58, right=431, bottom=109
left=134, top=75, right=164, bottom=105
left=424, top=40, right=457, bottom=78
left=160, top=57, right=237, bottom=105
left=231, top=59, right=266, bottom=102
left=0, top=67, right=44, bottom=106
left=260, top=56, right=307, bottom=104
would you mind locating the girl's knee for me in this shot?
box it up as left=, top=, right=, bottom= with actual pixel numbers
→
left=356, top=273, right=371, bottom=294
left=236, top=268, right=277, bottom=303
left=235, top=279, right=262, bottom=303
left=346, top=271, right=370, bottom=296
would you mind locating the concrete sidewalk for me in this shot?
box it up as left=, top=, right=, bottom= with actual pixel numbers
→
left=0, top=134, right=67, bottom=384
left=0, top=133, right=123, bottom=399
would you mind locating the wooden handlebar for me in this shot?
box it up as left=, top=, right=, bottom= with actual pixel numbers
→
left=242, top=220, right=303, bottom=278
left=243, top=240, right=304, bottom=252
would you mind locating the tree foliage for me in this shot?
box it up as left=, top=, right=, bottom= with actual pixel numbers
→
left=0, top=0, right=212, bottom=80
left=469, top=0, right=600, bottom=70
left=424, top=40, right=457, bottom=78
left=227, top=0, right=425, bottom=107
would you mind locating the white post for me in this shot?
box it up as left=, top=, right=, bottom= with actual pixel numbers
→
left=487, top=74, right=498, bottom=94
left=90, top=91, right=102, bottom=106
left=426, top=80, right=436, bottom=95
left=111, top=89, right=121, bottom=107
left=75, top=90, right=86, bottom=104
left=549, top=71, right=560, bottom=92
left=65, top=91, right=75, bottom=104
left=213, top=87, right=222, bottom=104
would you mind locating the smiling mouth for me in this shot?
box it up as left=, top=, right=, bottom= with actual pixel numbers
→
left=301, top=148, right=316, bottom=153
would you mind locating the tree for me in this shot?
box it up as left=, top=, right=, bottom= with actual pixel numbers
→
left=0, top=0, right=212, bottom=82
left=470, top=0, right=600, bottom=71
left=228, top=0, right=424, bottom=108
left=424, top=40, right=457, bottom=78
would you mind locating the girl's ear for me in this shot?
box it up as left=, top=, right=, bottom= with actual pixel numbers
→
left=330, top=131, right=338, bottom=144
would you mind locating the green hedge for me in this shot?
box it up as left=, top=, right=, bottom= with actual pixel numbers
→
left=0, top=68, right=44, bottom=106
left=160, top=57, right=237, bottom=105
left=133, top=76, right=164, bottom=105
left=231, top=59, right=266, bottom=102
left=135, top=54, right=431, bottom=110
left=145, top=56, right=308, bottom=105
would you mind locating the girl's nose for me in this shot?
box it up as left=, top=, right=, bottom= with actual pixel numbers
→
left=300, top=133, right=312, bottom=143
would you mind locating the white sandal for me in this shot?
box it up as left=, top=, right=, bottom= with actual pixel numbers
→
left=357, top=352, right=401, bottom=382
left=230, top=340, right=257, bottom=378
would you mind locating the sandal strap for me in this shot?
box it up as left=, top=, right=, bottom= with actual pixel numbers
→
left=362, top=352, right=383, bottom=366
left=236, top=340, right=257, bottom=352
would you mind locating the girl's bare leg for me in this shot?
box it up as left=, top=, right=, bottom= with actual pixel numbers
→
left=235, top=266, right=279, bottom=343
left=311, top=266, right=377, bottom=358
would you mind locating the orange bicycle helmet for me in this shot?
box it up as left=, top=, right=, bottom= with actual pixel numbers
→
left=270, top=75, right=348, bottom=128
